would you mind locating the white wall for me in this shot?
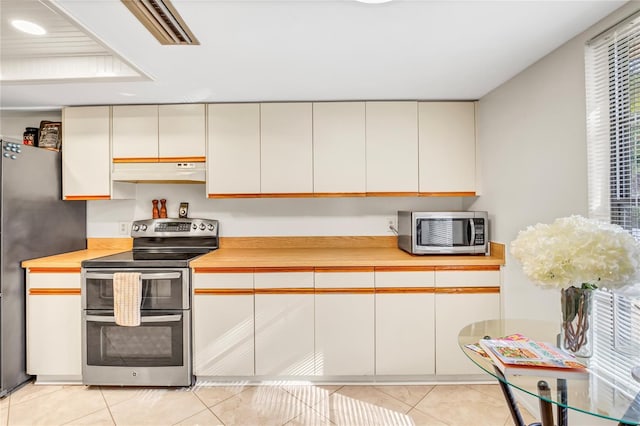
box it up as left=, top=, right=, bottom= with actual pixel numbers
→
left=0, top=110, right=62, bottom=142
left=87, top=184, right=464, bottom=237
left=470, top=2, right=640, bottom=321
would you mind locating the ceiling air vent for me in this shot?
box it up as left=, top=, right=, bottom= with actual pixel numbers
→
left=121, top=0, right=199, bottom=45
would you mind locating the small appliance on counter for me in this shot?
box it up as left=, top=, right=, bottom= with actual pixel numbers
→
left=397, top=211, right=488, bottom=255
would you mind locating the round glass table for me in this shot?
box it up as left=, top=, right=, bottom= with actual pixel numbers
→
left=459, top=319, right=640, bottom=426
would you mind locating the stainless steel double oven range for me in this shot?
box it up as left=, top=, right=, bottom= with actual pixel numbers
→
left=81, top=218, right=218, bottom=387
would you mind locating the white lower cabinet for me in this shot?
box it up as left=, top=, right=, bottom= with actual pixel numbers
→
left=314, top=271, right=375, bottom=376
left=26, top=272, right=82, bottom=378
left=191, top=266, right=502, bottom=380
left=434, top=269, right=501, bottom=376
left=254, top=272, right=314, bottom=376
left=192, top=272, right=254, bottom=376
left=375, top=270, right=435, bottom=375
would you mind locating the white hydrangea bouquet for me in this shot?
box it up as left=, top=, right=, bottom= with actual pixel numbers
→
left=511, top=215, right=640, bottom=356
left=510, top=215, right=640, bottom=290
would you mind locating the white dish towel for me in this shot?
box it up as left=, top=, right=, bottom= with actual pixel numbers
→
left=113, top=272, right=142, bottom=326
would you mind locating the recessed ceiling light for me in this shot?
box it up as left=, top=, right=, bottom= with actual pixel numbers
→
left=11, top=19, right=46, bottom=35
left=355, top=0, right=393, bottom=3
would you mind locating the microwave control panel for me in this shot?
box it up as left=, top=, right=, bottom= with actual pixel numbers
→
left=473, top=219, right=485, bottom=245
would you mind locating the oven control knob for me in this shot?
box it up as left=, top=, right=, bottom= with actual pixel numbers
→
left=199, top=223, right=206, bottom=230
left=208, top=223, right=215, bottom=231
left=192, top=223, right=197, bottom=230
left=133, top=224, right=140, bottom=232
left=140, top=224, right=147, bottom=231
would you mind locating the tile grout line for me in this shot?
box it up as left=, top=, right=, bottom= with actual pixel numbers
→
left=189, top=388, right=227, bottom=425
left=278, top=384, right=342, bottom=425
left=99, top=386, right=118, bottom=426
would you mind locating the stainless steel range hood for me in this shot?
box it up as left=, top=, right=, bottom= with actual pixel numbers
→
left=111, top=162, right=205, bottom=183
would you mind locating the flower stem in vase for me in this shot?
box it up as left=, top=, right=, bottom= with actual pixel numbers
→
left=561, top=286, right=593, bottom=358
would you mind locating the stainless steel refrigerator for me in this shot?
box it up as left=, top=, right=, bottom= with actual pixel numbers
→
left=0, top=140, right=86, bottom=397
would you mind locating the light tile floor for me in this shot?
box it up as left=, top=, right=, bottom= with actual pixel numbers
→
left=0, top=381, right=538, bottom=426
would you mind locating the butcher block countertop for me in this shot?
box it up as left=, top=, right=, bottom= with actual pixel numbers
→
left=190, top=236, right=505, bottom=270
left=21, top=238, right=131, bottom=270
left=20, top=237, right=505, bottom=270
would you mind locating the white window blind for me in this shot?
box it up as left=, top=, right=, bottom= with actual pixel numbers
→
left=592, top=289, right=640, bottom=420
left=587, top=12, right=640, bottom=235
left=587, top=14, right=640, bottom=420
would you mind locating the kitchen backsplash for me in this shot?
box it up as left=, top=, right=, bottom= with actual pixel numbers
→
left=87, top=183, right=465, bottom=237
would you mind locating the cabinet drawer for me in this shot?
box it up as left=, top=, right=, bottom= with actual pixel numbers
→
left=193, top=272, right=253, bottom=289
left=435, top=270, right=500, bottom=287
left=254, top=272, right=313, bottom=289
left=375, top=271, right=435, bottom=288
left=28, top=273, right=80, bottom=289
left=314, top=271, right=374, bottom=288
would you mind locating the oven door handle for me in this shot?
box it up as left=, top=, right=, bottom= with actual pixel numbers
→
left=85, top=314, right=182, bottom=323
left=84, top=272, right=181, bottom=280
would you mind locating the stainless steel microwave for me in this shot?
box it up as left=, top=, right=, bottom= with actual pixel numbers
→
left=397, top=211, right=488, bottom=255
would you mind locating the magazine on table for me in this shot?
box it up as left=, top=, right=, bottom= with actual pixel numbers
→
left=478, top=336, right=588, bottom=379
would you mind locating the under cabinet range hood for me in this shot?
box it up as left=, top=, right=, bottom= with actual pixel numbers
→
left=111, top=162, right=205, bottom=183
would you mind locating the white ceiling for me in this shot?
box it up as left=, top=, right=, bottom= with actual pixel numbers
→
left=0, top=0, right=628, bottom=110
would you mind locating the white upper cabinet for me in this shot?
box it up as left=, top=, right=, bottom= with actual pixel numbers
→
left=313, top=102, right=366, bottom=194
left=112, top=105, right=159, bottom=160
left=111, top=104, right=205, bottom=162
left=365, top=101, right=419, bottom=194
left=260, top=103, right=313, bottom=194
left=419, top=102, right=476, bottom=194
left=207, top=103, right=261, bottom=196
left=159, top=104, right=206, bottom=159
left=62, top=106, right=111, bottom=200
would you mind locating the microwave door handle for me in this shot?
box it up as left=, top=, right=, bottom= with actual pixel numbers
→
left=468, top=219, right=476, bottom=245
left=85, top=314, right=182, bottom=323
left=84, top=272, right=181, bottom=280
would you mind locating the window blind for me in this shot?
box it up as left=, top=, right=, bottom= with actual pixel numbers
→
left=587, top=12, right=640, bottom=236
left=592, top=290, right=640, bottom=418
left=587, top=13, right=640, bottom=416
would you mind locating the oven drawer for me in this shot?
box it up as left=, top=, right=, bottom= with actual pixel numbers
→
left=83, top=309, right=189, bottom=368
left=82, top=269, right=189, bottom=310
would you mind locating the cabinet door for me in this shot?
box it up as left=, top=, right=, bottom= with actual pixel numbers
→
left=260, top=103, right=313, bottom=194
left=375, top=270, right=435, bottom=375
left=112, top=105, right=159, bottom=160
left=313, top=102, right=366, bottom=194
left=158, top=104, right=206, bottom=160
left=315, top=271, right=374, bottom=376
left=419, top=102, right=476, bottom=194
left=26, top=272, right=81, bottom=377
left=254, top=272, right=314, bottom=375
left=62, top=106, right=111, bottom=200
left=207, top=103, right=261, bottom=196
left=365, top=101, right=418, bottom=194
left=192, top=273, right=254, bottom=376
left=434, top=269, right=501, bottom=376
left=434, top=292, right=500, bottom=375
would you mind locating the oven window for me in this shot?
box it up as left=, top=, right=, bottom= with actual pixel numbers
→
left=84, top=271, right=185, bottom=310
left=85, top=311, right=184, bottom=367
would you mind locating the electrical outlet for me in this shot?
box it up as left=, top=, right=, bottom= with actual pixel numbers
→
left=386, top=217, right=397, bottom=233
left=118, top=222, right=130, bottom=236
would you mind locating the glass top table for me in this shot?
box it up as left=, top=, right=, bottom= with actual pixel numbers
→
left=459, top=319, right=640, bottom=426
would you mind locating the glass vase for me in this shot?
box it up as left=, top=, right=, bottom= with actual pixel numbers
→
left=560, top=286, right=593, bottom=358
